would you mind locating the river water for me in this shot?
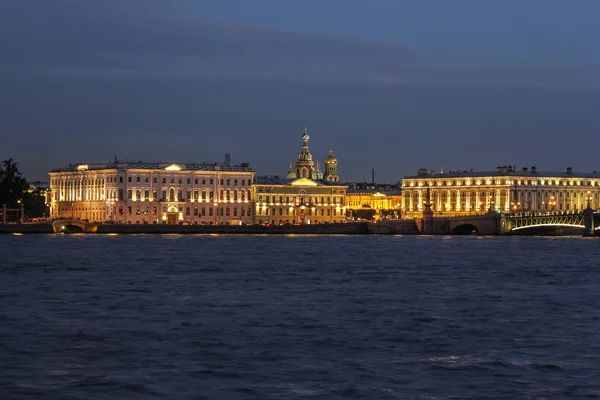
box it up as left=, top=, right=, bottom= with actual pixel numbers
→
left=1, top=234, right=599, bottom=399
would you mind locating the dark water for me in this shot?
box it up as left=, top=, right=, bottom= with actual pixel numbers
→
left=1, top=234, right=600, bottom=399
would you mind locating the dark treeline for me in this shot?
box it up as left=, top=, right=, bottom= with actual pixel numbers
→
left=0, top=159, right=48, bottom=218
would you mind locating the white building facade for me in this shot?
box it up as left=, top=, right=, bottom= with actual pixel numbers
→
left=49, top=158, right=255, bottom=224
left=402, top=166, right=599, bottom=218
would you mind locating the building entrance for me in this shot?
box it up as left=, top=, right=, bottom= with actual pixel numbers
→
left=166, top=213, right=178, bottom=224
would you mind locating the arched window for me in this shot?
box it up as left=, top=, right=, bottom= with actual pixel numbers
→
left=233, top=190, right=238, bottom=201
left=169, top=188, right=175, bottom=201
left=226, top=190, right=231, bottom=200
left=241, top=190, right=246, bottom=201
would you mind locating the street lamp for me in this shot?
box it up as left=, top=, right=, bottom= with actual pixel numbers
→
left=549, top=195, right=556, bottom=212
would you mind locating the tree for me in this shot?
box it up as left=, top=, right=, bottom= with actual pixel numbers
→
left=0, top=159, right=29, bottom=208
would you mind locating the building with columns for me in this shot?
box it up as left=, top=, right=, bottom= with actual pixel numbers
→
left=402, top=165, right=600, bottom=218
left=48, top=156, right=255, bottom=224
left=345, top=182, right=403, bottom=220
left=253, top=126, right=347, bottom=224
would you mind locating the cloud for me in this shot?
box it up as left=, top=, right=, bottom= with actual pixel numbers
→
left=2, top=0, right=598, bottom=89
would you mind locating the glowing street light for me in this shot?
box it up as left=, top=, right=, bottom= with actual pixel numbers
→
left=549, top=195, right=556, bottom=211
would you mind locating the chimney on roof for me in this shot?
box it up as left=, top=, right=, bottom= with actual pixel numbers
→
left=567, top=167, right=573, bottom=175
left=523, top=167, right=528, bottom=172
left=225, top=154, right=231, bottom=167
left=531, top=166, right=537, bottom=174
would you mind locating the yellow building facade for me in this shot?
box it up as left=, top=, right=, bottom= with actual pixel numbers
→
left=48, top=158, right=255, bottom=224
left=402, top=166, right=600, bottom=218
left=253, top=177, right=347, bottom=225
left=253, top=127, right=347, bottom=224
left=346, top=186, right=402, bottom=220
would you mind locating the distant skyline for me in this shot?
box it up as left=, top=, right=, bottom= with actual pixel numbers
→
left=1, top=0, right=599, bottom=182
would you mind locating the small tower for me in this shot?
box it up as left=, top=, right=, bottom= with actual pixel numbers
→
left=286, top=162, right=296, bottom=179
left=324, top=148, right=339, bottom=182
left=295, top=126, right=316, bottom=179
left=315, top=161, right=324, bottom=180
left=423, top=184, right=434, bottom=234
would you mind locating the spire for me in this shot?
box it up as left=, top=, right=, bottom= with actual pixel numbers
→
left=315, top=160, right=323, bottom=180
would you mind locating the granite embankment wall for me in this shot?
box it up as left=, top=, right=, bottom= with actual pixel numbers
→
left=94, top=222, right=370, bottom=235
left=0, top=221, right=421, bottom=235
left=368, top=220, right=420, bottom=234
left=0, top=223, right=53, bottom=234
left=0, top=222, right=371, bottom=235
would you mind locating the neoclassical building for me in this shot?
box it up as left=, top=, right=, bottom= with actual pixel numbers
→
left=346, top=183, right=403, bottom=220
left=254, top=127, right=346, bottom=224
left=48, top=156, right=255, bottom=224
left=402, top=165, right=600, bottom=218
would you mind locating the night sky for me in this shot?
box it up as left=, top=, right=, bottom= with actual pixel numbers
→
left=2, top=0, right=599, bottom=182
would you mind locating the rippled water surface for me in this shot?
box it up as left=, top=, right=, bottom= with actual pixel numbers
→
left=1, top=234, right=600, bottom=399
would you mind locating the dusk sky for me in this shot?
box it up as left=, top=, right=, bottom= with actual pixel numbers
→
left=1, top=0, right=599, bottom=182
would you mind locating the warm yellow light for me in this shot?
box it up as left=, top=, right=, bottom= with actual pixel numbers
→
left=165, top=164, right=182, bottom=171
left=77, top=164, right=89, bottom=171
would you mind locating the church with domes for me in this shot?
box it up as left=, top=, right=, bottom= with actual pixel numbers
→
left=252, top=126, right=346, bottom=225
left=285, top=126, right=339, bottom=182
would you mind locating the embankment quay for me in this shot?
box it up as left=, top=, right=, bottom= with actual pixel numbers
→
left=1, top=210, right=600, bottom=236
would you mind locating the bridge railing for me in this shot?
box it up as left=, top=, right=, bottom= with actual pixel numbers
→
left=507, top=214, right=585, bottom=229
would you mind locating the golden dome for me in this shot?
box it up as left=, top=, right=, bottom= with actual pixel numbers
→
left=325, top=148, right=337, bottom=164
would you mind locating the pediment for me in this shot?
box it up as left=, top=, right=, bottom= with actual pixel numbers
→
left=288, top=177, right=319, bottom=186
left=164, top=164, right=183, bottom=171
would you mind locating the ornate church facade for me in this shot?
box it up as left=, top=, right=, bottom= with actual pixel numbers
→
left=285, top=127, right=339, bottom=183
left=253, top=127, right=346, bottom=224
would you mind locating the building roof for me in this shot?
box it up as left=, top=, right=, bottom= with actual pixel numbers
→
left=346, top=187, right=402, bottom=196
left=254, top=175, right=346, bottom=187
left=50, top=160, right=253, bottom=173
left=404, top=169, right=600, bottom=180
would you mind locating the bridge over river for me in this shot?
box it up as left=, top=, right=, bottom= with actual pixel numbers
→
left=415, top=207, right=599, bottom=236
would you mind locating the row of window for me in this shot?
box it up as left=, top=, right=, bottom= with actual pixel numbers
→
left=407, top=179, right=598, bottom=187
left=409, top=191, right=597, bottom=199
left=257, top=195, right=343, bottom=204
left=122, top=176, right=252, bottom=186
left=256, top=207, right=339, bottom=216
left=117, top=188, right=250, bottom=202
left=52, top=179, right=105, bottom=186
left=52, top=176, right=253, bottom=187
left=121, top=206, right=252, bottom=217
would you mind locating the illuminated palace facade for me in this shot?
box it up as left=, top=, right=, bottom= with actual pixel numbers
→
left=252, top=127, right=347, bottom=224
left=346, top=183, right=403, bottom=220
left=402, top=166, right=600, bottom=218
left=48, top=156, right=255, bottom=224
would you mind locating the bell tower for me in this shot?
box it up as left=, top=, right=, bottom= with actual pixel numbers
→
left=295, top=126, right=316, bottom=179
left=324, top=148, right=339, bottom=182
